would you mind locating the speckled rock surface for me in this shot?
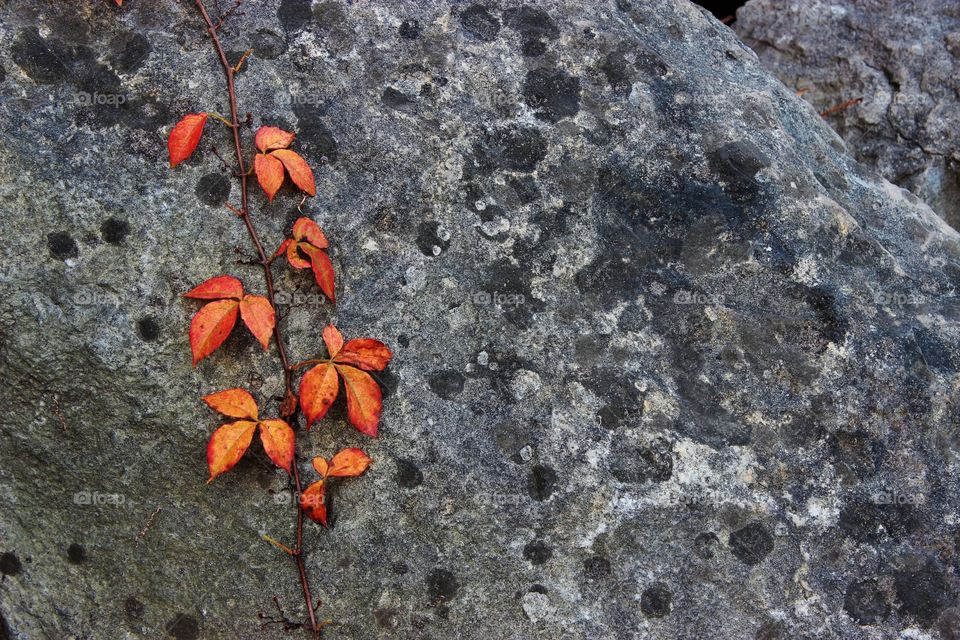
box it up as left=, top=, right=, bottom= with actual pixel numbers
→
left=1, top=1, right=960, bottom=639
left=736, top=0, right=960, bottom=230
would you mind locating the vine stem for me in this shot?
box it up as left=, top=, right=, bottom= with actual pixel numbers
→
left=194, top=2, right=320, bottom=637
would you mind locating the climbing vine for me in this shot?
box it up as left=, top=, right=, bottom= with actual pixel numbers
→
left=164, top=1, right=394, bottom=635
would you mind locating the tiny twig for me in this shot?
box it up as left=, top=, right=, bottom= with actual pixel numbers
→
left=51, top=395, right=69, bottom=432
left=209, top=112, right=234, bottom=128
left=262, top=534, right=296, bottom=556
left=135, top=506, right=162, bottom=545
left=289, top=358, right=325, bottom=371
left=820, top=97, right=862, bottom=117
left=257, top=596, right=303, bottom=632
left=213, top=0, right=242, bottom=30
left=233, top=48, right=254, bottom=73
left=209, top=145, right=230, bottom=172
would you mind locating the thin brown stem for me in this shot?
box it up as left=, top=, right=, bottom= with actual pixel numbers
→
left=194, top=1, right=319, bottom=637
left=289, top=358, right=326, bottom=371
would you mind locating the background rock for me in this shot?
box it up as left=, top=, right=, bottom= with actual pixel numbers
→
left=736, top=0, right=960, bottom=229
left=0, top=0, right=959, bottom=638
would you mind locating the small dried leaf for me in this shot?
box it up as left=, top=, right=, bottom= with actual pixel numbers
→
left=327, top=448, right=371, bottom=478
left=312, top=456, right=329, bottom=478
left=292, top=217, right=328, bottom=248
left=299, top=480, right=327, bottom=525
left=203, top=388, right=258, bottom=420
left=336, top=364, right=383, bottom=437
left=207, top=420, right=257, bottom=482
left=168, top=113, right=207, bottom=168
left=259, top=419, right=295, bottom=473
left=255, top=153, right=285, bottom=201
left=299, top=362, right=340, bottom=428
left=322, top=324, right=344, bottom=358
left=335, top=338, right=393, bottom=372
left=255, top=126, right=295, bottom=153
left=239, top=294, right=275, bottom=350
left=190, top=299, right=240, bottom=366
left=271, top=149, right=316, bottom=196
left=184, top=275, right=243, bottom=300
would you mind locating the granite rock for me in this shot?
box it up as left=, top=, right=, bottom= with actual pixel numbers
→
left=0, top=0, right=959, bottom=638
left=736, top=0, right=960, bottom=229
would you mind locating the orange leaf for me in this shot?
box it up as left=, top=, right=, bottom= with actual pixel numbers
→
left=312, top=456, right=329, bottom=478
left=207, top=420, right=257, bottom=482
left=255, top=126, right=295, bottom=153
left=203, top=388, right=258, bottom=420
left=255, top=153, right=285, bottom=201
left=271, top=149, right=316, bottom=196
left=299, top=362, right=339, bottom=428
left=336, top=338, right=393, bottom=371
left=168, top=113, right=207, bottom=168
left=293, top=217, right=328, bottom=248
left=184, top=275, right=243, bottom=300
left=287, top=241, right=311, bottom=270
left=259, top=419, right=295, bottom=473
left=301, top=244, right=335, bottom=302
left=328, top=448, right=371, bottom=478
left=300, top=480, right=327, bottom=525
left=336, top=364, right=383, bottom=437
left=323, top=324, right=344, bottom=358
left=115, top=0, right=123, bottom=5
left=273, top=239, right=292, bottom=260
left=239, top=294, right=275, bottom=350
left=190, top=299, right=239, bottom=366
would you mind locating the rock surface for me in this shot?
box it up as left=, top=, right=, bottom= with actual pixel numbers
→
left=736, top=0, right=960, bottom=229
left=1, top=0, right=959, bottom=638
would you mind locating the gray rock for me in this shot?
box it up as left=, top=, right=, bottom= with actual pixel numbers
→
left=0, top=0, right=959, bottom=638
left=736, top=0, right=960, bottom=229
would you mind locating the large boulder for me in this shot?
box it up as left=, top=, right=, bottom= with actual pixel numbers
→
left=736, top=0, right=960, bottom=229
left=1, top=0, right=959, bottom=638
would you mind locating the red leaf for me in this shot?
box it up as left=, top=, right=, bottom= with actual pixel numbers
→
left=293, top=217, right=328, bottom=248
left=239, top=294, right=275, bottom=350
left=190, top=299, right=239, bottom=366
left=301, top=244, right=335, bottom=302
left=287, top=241, right=311, bottom=270
left=299, top=480, right=327, bottom=525
left=327, top=448, right=371, bottom=477
left=336, top=364, right=383, bottom=437
left=259, top=419, right=295, bottom=473
left=168, top=113, right=207, bottom=168
left=273, top=239, right=292, bottom=260
left=335, top=338, right=392, bottom=371
left=322, top=324, right=344, bottom=358
left=203, top=388, right=258, bottom=420
left=207, top=420, right=257, bottom=482
left=312, top=456, right=329, bottom=478
left=184, top=275, right=243, bottom=300
left=255, top=126, right=295, bottom=153
left=255, top=153, right=285, bottom=201
left=299, top=362, right=339, bottom=428
left=271, top=149, right=316, bottom=196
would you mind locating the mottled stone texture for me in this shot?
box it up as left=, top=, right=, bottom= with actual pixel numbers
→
left=0, top=1, right=959, bottom=639
left=737, top=0, right=960, bottom=230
